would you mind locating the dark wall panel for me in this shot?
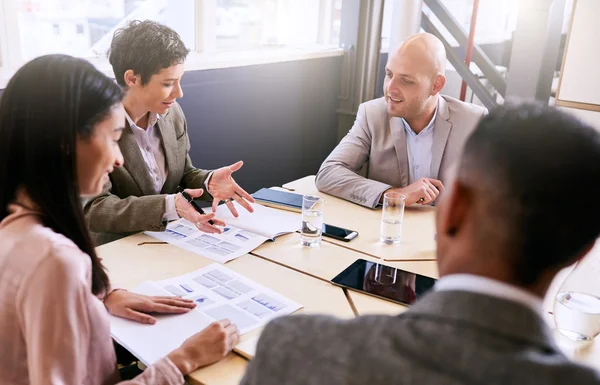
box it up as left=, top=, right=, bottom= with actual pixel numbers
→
left=178, top=56, right=342, bottom=194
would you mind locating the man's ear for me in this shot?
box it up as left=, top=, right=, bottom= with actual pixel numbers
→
left=123, top=70, right=139, bottom=88
left=432, top=74, right=446, bottom=95
left=439, top=180, right=471, bottom=238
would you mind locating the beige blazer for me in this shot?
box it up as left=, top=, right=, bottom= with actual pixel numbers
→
left=83, top=102, right=212, bottom=245
left=315, top=95, right=487, bottom=208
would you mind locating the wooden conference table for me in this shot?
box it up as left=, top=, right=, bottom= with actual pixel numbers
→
left=99, top=237, right=356, bottom=385
left=97, top=175, right=600, bottom=384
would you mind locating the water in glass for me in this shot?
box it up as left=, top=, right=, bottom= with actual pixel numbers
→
left=380, top=218, right=402, bottom=244
left=380, top=192, right=405, bottom=245
left=554, top=291, right=600, bottom=341
left=301, top=210, right=323, bottom=247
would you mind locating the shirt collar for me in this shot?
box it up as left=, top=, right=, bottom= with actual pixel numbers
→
left=435, top=274, right=544, bottom=315
left=402, top=104, right=438, bottom=138
left=124, top=110, right=161, bottom=130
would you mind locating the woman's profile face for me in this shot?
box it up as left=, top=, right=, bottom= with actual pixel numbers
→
left=125, top=63, right=185, bottom=115
left=76, top=104, right=126, bottom=196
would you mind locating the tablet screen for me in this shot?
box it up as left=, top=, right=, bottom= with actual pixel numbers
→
left=331, top=259, right=436, bottom=306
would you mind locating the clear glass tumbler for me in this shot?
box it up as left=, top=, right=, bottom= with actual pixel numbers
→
left=300, top=195, right=324, bottom=247
left=380, top=192, right=406, bottom=245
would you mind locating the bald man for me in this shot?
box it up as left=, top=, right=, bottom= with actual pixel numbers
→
left=316, top=33, right=487, bottom=208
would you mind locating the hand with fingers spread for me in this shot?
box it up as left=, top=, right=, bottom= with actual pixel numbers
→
left=103, top=290, right=196, bottom=324
left=168, top=319, right=240, bottom=374
left=382, top=178, right=444, bottom=206
left=175, top=188, right=226, bottom=234
left=208, top=161, right=255, bottom=217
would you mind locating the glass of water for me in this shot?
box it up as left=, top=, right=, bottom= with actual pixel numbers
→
left=300, top=195, right=324, bottom=247
left=380, top=192, right=405, bottom=244
left=554, top=291, right=600, bottom=341
left=552, top=243, right=600, bottom=342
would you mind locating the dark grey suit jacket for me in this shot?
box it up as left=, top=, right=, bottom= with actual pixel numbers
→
left=241, top=291, right=600, bottom=385
left=83, top=102, right=212, bottom=245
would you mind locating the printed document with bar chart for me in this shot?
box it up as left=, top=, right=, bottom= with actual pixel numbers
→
left=109, top=263, right=302, bottom=365
left=144, top=202, right=300, bottom=263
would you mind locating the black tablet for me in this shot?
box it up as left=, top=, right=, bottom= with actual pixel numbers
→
left=331, top=259, right=437, bottom=306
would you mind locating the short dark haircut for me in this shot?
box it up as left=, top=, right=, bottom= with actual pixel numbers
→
left=108, top=20, right=190, bottom=86
left=459, top=103, right=600, bottom=285
left=0, top=54, right=124, bottom=295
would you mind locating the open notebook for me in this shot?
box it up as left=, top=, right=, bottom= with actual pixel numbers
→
left=110, top=264, right=302, bottom=366
left=145, top=202, right=300, bottom=263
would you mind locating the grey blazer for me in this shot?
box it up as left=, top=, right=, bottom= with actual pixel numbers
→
left=241, top=291, right=600, bottom=385
left=83, top=102, right=212, bottom=245
left=316, top=95, right=487, bottom=208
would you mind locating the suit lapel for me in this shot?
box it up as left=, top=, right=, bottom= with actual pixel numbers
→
left=157, top=111, right=178, bottom=194
left=431, top=97, right=452, bottom=179
left=119, top=121, right=155, bottom=195
left=389, top=117, right=410, bottom=186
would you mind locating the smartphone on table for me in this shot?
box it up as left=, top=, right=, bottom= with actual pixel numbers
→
left=322, top=223, right=358, bottom=242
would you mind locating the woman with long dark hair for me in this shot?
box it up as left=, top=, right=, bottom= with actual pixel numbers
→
left=0, top=55, right=238, bottom=384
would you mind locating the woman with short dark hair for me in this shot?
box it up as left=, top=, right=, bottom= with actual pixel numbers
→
left=0, top=54, right=238, bottom=385
left=84, top=20, right=255, bottom=245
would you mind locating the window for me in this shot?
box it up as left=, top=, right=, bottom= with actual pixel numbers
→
left=0, top=0, right=343, bottom=84
left=421, top=0, right=575, bottom=47
left=14, top=0, right=196, bottom=62
left=213, top=0, right=341, bottom=51
left=381, top=0, right=575, bottom=53
left=418, top=0, right=520, bottom=47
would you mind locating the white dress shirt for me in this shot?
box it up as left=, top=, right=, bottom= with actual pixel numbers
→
left=402, top=106, right=437, bottom=184
left=125, top=111, right=179, bottom=221
left=126, top=111, right=214, bottom=223
left=435, top=274, right=544, bottom=316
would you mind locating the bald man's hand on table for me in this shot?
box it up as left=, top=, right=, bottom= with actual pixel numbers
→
left=381, top=178, right=444, bottom=206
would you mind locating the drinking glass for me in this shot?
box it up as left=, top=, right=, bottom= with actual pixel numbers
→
left=300, top=195, right=324, bottom=247
left=380, top=192, right=405, bottom=244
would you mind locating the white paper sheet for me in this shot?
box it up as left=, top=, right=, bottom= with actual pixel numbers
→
left=145, top=221, right=267, bottom=263
left=110, top=264, right=302, bottom=366
left=144, top=202, right=300, bottom=263
left=210, top=202, right=300, bottom=238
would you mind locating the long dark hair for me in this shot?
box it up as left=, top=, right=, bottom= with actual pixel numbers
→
left=0, top=54, right=124, bottom=295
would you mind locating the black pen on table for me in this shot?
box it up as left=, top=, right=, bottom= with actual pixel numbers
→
left=177, top=186, right=215, bottom=225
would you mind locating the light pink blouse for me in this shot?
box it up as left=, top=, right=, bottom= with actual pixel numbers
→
left=0, top=202, right=184, bottom=385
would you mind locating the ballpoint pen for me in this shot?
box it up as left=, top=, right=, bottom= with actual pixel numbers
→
left=177, top=186, right=215, bottom=225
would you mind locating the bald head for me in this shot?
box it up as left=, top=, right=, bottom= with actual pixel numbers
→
left=391, top=33, right=446, bottom=76
left=383, top=33, right=447, bottom=123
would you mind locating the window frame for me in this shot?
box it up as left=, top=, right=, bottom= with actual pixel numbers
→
left=0, top=0, right=342, bottom=87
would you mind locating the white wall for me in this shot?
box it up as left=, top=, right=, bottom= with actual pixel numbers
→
left=556, top=0, right=600, bottom=130
left=557, top=0, right=600, bottom=106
